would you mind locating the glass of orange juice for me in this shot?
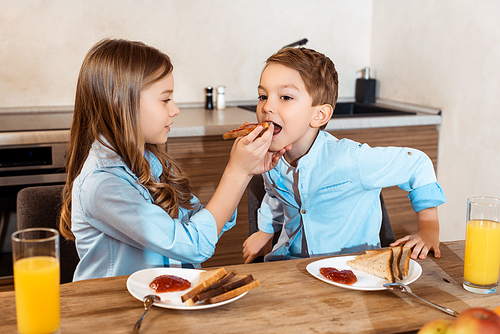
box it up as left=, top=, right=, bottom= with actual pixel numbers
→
left=12, top=228, right=60, bottom=334
left=463, top=196, right=500, bottom=294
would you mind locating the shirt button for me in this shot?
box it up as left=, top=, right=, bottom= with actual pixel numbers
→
left=301, top=209, right=306, bottom=214
left=285, top=242, right=290, bottom=247
left=407, top=151, right=412, bottom=156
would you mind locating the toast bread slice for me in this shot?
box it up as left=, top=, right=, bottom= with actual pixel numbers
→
left=180, top=268, right=227, bottom=304
left=207, top=279, right=260, bottom=304
left=347, top=249, right=394, bottom=283
left=366, top=245, right=403, bottom=280
left=222, top=122, right=270, bottom=140
left=400, top=247, right=411, bottom=279
left=392, top=245, right=403, bottom=279
left=195, top=274, right=253, bottom=303
left=188, top=271, right=237, bottom=305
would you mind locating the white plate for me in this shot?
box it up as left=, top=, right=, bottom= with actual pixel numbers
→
left=306, top=255, right=422, bottom=291
left=126, top=268, right=247, bottom=310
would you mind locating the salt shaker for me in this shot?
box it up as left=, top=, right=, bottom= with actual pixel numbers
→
left=205, top=86, right=213, bottom=110
left=216, top=86, right=226, bottom=109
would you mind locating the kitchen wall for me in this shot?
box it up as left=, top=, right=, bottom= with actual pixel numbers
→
left=2, top=0, right=498, bottom=242
left=371, top=1, right=500, bottom=241
left=0, top=0, right=372, bottom=107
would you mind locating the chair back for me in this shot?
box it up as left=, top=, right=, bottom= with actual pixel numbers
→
left=247, top=174, right=395, bottom=255
left=16, top=185, right=79, bottom=284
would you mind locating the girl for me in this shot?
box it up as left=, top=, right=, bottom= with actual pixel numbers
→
left=60, top=39, right=285, bottom=281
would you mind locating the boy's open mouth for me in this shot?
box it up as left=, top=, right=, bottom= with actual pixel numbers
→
left=270, top=122, right=282, bottom=136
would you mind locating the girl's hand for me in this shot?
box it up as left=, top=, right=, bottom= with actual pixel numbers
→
left=228, top=123, right=290, bottom=175
left=243, top=231, right=274, bottom=264
left=249, top=144, right=291, bottom=175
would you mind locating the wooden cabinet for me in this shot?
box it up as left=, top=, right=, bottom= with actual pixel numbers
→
left=168, top=124, right=439, bottom=267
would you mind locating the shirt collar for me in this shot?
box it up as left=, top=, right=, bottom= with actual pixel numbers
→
left=293, top=130, right=331, bottom=168
left=269, top=131, right=330, bottom=180
left=91, top=139, right=162, bottom=180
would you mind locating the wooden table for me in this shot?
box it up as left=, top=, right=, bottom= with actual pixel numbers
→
left=1, top=240, right=499, bottom=334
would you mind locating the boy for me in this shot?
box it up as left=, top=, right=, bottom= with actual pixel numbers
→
left=242, top=47, right=446, bottom=264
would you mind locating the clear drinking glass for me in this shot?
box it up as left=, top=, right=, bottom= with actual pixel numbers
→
left=463, top=196, right=500, bottom=294
left=12, top=228, right=60, bottom=334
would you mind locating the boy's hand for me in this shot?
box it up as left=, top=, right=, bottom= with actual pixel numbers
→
left=243, top=231, right=274, bottom=264
left=390, top=207, right=440, bottom=260
left=391, top=232, right=440, bottom=260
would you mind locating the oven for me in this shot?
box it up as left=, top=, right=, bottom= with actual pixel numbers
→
left=0, top=106, right=73, bottom=277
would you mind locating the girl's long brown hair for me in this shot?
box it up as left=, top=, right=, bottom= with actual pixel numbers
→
left=60, top=39, right=194, bottom=241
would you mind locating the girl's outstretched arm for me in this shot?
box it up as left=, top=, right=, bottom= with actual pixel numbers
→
left=206, top=124, right=288, bottom=235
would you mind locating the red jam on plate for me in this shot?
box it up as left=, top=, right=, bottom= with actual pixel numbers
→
left=319, top=267, right=358, bottom=285
left=149, top=274, right=191, bottom=293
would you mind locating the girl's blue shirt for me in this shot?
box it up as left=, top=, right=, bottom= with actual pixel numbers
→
left=259, top=131, right=446, bottom=261
left=71, top=140, right=235, bottom=281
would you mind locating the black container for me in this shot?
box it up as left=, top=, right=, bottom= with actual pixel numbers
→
left=205, top=86, right=213, bottom=110
left=355, top=78, right=377, bottom=104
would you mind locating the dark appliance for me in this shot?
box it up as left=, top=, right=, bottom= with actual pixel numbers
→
left=0, top=106, right=73, bottom=277
left=237, top=102, right=417, bottom=117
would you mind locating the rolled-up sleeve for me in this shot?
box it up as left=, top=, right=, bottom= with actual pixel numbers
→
left=357, top=144, right=446, bottom=212
left=407, top=182, right=446, bottom=212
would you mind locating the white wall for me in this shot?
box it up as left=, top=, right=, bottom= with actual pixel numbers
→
left=371, top=1, right=500, bottom=240
left=0, top=0, right=372, bottom=107
left=3, top=0, right=497, bottom=241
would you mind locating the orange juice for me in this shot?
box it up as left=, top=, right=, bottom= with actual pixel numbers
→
left=464, top=220, right=500, bottom=285
left=14, top=256, right=60, bottom=334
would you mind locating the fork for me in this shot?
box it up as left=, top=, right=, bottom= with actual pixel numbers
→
left=384, top=283, right=460, bottom=317
left=132, top=294, right=160, bottom=334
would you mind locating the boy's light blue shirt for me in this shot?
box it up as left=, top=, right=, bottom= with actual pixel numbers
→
left=259, top=131, right=446, bottom=261
left=71, top=140, right=235, bottom=281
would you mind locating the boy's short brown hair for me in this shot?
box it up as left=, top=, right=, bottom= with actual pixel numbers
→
left=265, top=47, right=339, bottom=111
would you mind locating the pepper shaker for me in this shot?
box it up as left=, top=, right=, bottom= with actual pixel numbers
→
left=216, top=86, right=226, bottom=110
left=205, top=86, right=213, bottom=110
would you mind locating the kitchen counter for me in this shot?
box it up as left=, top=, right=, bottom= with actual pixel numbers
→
left=169, top=99, right=442, bottom=138
left=0, top=99, right=442, bottom=144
